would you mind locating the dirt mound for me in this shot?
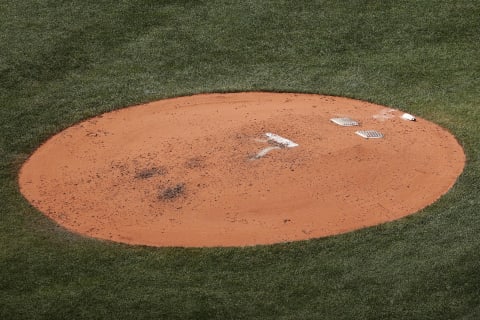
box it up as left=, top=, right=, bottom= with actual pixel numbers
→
left=19, top=92, right=465, bottom=247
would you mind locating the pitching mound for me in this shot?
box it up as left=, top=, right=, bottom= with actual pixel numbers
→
left=19, top=92, right=465, bottom=247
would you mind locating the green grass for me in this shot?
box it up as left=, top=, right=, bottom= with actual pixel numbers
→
left=1, top=0, right=479, bottom=319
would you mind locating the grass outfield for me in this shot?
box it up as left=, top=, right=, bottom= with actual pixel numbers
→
left=1, top=0, right=479, bottom=319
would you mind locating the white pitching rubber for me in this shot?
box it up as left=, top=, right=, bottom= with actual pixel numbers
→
left=265, top=133, right=299, bottom=148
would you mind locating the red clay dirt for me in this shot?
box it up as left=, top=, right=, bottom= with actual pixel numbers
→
left=18, top=92, right=465, bottom=247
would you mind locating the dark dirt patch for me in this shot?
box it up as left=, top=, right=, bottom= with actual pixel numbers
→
left=184, top=157, right=206, bottom=169
left=159, top=183, right=186, bottom=201
left=135, top=167, right=167, bottom=179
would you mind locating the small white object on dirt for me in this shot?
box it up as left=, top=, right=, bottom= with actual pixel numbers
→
left=330, top=117, right=359, bottom=126
left=401, top=113, right=416, bottom=121
left=265, top=133, right=299, bottom=148
left=355, top=130, right=384, bottom=139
